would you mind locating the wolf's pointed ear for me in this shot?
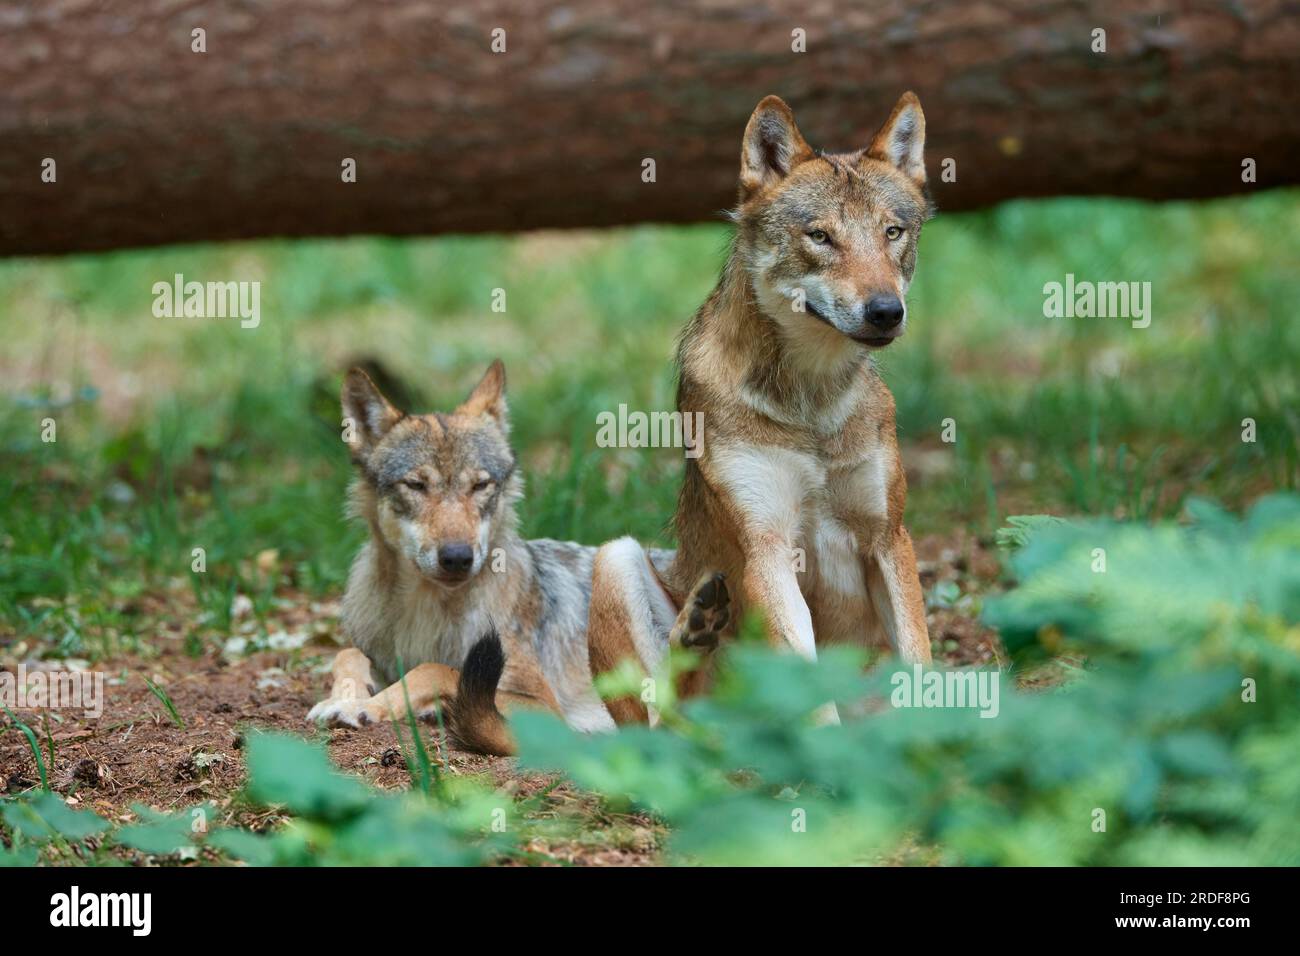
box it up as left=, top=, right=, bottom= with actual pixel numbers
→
left=865, top=92, right=926, bottom=187
left=341, top=367, right=401, bottom=457
left=460, top=359, right=508, bottom=427
left=739, top=95, right=814, bottom=198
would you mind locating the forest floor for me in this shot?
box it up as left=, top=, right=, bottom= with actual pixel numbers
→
left=0, top=531, right=1004, bottom=866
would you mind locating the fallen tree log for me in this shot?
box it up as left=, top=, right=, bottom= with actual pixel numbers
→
left=1, top=0, right=1296, bottom=255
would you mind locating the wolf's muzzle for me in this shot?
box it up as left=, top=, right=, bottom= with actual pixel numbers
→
left=437, top=542, right=475, bottom=576
left=864, top=294, right=905, bottom=331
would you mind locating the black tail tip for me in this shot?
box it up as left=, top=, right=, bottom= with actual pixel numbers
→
left=459, top=629, right=505, bottom=699
left=449, top=629, right=514, bottom=756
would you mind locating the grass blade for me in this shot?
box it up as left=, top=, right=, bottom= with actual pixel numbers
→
left=142, top=676, right=185, bottom=728
left=3, top=705, right=49, bottom=791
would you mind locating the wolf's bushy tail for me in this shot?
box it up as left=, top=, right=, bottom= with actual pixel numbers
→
left=447, top=630, right=515, bottom=756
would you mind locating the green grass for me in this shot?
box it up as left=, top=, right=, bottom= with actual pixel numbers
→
left=2, top=707, right=49, bottom=791
left=1, top=191, right=1297, bottom=656
left=141, top=676, right=185, bottom=728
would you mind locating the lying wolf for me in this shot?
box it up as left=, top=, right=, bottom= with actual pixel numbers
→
left=307, top=361, right=728, bottom=752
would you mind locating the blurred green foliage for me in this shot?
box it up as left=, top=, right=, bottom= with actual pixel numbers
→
left=5, top=496, right=1294, bottom=865
left=1, top=731, right=517, bottom=866
left=514, top=494, right=1300, bottom=865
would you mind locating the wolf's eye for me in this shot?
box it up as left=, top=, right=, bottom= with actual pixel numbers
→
left=807, top=229, right=830, bottom=245
left=401, top=478, right=427, bottom=493
left=472, top=479, right=493, bottom=494
left=885, top=226, right=904, bottom=241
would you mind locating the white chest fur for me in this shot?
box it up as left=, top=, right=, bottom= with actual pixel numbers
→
left=710, top=440, right=894, bottom=598
left=341, top=544, right=488, bottom=683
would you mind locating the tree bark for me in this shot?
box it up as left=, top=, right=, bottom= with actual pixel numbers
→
left=1, top=0, right=1296, bottom=256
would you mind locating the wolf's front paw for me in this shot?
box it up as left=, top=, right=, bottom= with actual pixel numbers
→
left=307, top=697, right=390, bottom=728
left=671, top=571, right=731, bottom=650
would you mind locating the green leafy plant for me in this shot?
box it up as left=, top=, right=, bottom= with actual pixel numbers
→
left=2, top=496, right=1295, bottom=866
left=514, top=493, right=1300, bottom=865
left=217, top=731, right=519, bottom=865
left=0, top=731, right=517, bottom=866
left=1, top=791, right=109, bottom=865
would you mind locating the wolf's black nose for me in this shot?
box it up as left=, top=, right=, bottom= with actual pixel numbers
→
left=438, top=543, right=474, bottom=574
left=865, top=294, right=905, bottom=330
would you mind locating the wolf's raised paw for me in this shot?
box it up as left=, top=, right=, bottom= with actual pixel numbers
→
left=306, top=697, right=389, bottom=729
left=672, top=571, right=730, bottom=650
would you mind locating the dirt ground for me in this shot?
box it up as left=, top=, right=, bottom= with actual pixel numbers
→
left=1, top=531, right=1003, bottom=866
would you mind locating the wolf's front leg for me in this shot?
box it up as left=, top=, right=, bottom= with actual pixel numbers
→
left=739, top=538, right=842, bottom=725
left=740, top=536, right=818, bottom=660
left=306, top=647, right=372, bottom=725
left=308, top=660, right=461, bottom=728
left=864, top=525, right=931, bottom=664
left=307, top=648, right=375, bottom=710
left=741, top=544, right=842, bottom=725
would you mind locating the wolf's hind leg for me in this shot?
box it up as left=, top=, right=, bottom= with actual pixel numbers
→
left=587, top=537, right=680, bottom=724
left=667, top=571, right=730, bottom=650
